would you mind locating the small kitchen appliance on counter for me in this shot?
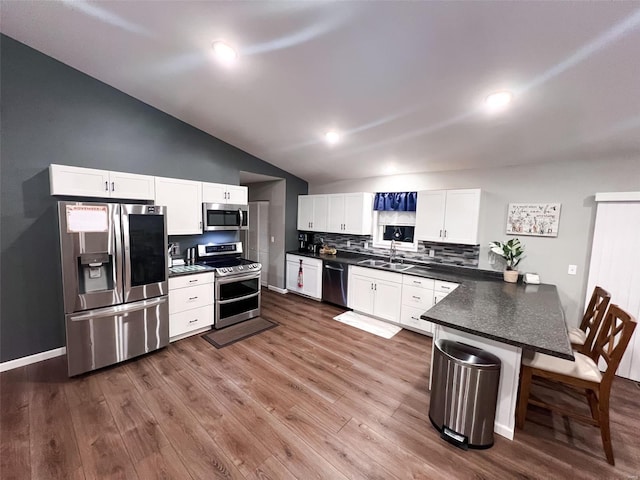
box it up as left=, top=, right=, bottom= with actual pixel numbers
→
left=298, top=233, right=311, bottom=252
left=197, top=242, right=262, bottom=329
left=58, top=201, right=169, bottom=376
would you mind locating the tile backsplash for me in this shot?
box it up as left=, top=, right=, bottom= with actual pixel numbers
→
left=310, top=232, right=479, bottom=267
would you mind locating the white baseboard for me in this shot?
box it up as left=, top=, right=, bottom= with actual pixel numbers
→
left=494, top=422, right=514, bottom=441
left=0, top=347, right=66, bottom=373
left=268, top=285, right=288, bottom=294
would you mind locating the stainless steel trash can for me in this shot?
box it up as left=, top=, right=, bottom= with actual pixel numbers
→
left=429, top=339, right=501, bottom=449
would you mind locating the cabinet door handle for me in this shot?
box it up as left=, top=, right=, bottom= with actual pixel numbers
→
left=411, top=316, right=419, bottom=321
left=441, top=286, right=450, bottom=290
left=412, top=295, right=421, bottom=300
left=444, top=230, right=447, bottom=238
left=374, top=284, right=377, bottom=291
left=199, top=221, right=202, bottom=229
left=111, top=181, right=115, bottom=191
left=188, top=296, right=198, bottom=300
left=188, top=318, right=199, bottom=324
left=439, top=229, right=443, bottom=238
left=105, top=181, right=109, bottom=191
left=188, top=279, right=198, bottom=283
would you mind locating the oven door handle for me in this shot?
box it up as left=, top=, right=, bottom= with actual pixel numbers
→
left=217, top=292, right=260, bottom=305
left=216, top=272, right=261, bottom=284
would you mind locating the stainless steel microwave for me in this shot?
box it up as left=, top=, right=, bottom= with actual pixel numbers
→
left=202, top=203, right=248, bottom=231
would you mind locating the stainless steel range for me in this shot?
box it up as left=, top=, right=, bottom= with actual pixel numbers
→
left=196, top=242, right=261, bottom=329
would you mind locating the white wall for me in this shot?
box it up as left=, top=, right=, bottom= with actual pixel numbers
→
left=310, top=156, right=640, bottom=325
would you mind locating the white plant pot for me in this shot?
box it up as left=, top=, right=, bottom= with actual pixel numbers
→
left=503, top=270, right=519, bottom=283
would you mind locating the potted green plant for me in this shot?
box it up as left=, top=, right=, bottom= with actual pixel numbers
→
left=489, top=238, right=525, bottom=283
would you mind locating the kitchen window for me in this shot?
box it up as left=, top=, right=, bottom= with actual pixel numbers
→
left=372, top=211, right=419, bottom=252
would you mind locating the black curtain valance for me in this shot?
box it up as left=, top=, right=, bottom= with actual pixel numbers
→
left=373, top=192, right=417, bottom=212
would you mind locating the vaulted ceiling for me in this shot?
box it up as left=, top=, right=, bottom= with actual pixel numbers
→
left=2, top=1, right=639, bottom=183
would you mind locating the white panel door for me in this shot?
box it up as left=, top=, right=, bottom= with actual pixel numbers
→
left=373, top=279, right=402, bottom=322
left=344, top=193, right=373, bottom=235
left=227, top=185, right=248, bottom=205
left=301, top=262, right=321, bottom=299
left=327, top=194, right=346, bottom=233
left=443, top=189, right=481, bottom=244
left=312, top=195, right=328, bottom=232
left=586, top=202, right=640, bottom=381
left=155, top=177, right=202, bottom=235
left=49, top=164, right=110, bottom=197
left=297, top=196, right=314, bottom=230
left=286, top=260, right=301, bottom=292
left=349, top=274, right=374, bottom=314
left=415, top=190, right=446, bottom=241
left=109, top=171, right=155, bottom=200
left=202, top=182, right=227, bottom=203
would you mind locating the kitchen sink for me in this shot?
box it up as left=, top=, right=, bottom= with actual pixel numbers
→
left=357, top=259, right=388, bottom=267
left=381, top=262, right=414, bottom=272
left=357, top=258, right=414, bottom=272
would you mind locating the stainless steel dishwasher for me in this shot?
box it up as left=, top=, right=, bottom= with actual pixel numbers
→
left=322, top=260, right=349, bottom=307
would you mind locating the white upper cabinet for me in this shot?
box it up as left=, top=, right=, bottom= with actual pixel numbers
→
left=50, top=164, right=155, bottom=200
left=154, top=177, right=202, bottom=235
left=326, top=193, right=373, bottom=235
left=297, top=195, right=328, bottom=231
left=202, top=182, right=248, bottom=205
left=415, top=189, right=481, bottom=245
left=301, top=193, right=372, bottom=234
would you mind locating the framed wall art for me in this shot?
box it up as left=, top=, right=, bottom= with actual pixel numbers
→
left=506, top=203, right=561, bottom=237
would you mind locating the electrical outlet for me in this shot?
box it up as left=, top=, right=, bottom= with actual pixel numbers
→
left=346, top=240, right=351, bottom=247
left=429, top=249, right=435, bottom=258
left=364, top=241, right=368, bottom=249
left=271, top=236, right=275, bottom=243
left=568, top=264, right=577, bottom=275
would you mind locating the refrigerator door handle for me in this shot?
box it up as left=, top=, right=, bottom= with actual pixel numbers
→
left=69, top=296, right=167, bottom=321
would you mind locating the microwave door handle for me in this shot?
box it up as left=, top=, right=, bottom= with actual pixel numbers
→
left=238, top=208, right=243, bottom=227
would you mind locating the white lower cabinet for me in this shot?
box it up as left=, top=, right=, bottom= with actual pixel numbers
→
left=168, top=272, right=214, bottom=341
left=286, top=254, right=322, bottom=300
left=348, top=266, right=402, bottom=322
left=400, top=275, right=458, bottom=336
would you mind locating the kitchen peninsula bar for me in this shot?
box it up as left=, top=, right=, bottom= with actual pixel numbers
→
left=421, top=280, right=573, bottom=440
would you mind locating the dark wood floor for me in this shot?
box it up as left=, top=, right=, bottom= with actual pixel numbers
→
left=2, top=289, right=639, bottom=479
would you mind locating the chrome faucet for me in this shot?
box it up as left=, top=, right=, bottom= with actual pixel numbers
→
left=389, top=240, right=397, bottom=263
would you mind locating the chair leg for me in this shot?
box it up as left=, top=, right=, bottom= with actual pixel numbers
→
left=586, top=389, right=599, bottom=422
left=598, top=392, right=614, bottom=465
left=517, top=366, right=533, bottom=429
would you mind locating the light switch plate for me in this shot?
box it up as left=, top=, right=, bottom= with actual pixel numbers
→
left=271, top=236, right=275, bottom=243
left=568, top=264, right=577, bottom=275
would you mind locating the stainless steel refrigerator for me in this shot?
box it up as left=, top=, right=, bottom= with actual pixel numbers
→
left=58, top=201, right=169, bottom=376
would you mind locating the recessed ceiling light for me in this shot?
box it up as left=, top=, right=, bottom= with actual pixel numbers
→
left=212, top=41, right=237, bottom=64
left=485, top=91, right=513, bottom=113
left=325, top=131, right=340, bottom=145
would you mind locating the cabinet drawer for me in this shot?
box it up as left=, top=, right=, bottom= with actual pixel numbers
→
left=401, top=305, right=433, bottom=335
left=170, top=304, right=214, bottom=337
left=402, top=275, right=435, bottom=289
left=286, top=254, right=322, bottom=269
left=402, top=284, right=434, bottom=310
left=169, top=272, right=214, bottom=290
left=434, top=280, right=458, bottom=294
left=169, top=283, right=214, bottom=314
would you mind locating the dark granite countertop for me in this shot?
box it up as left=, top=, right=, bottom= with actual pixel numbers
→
left=287, top=250, right=573, bottom=360
left=168, top=264, right=216, bottom=278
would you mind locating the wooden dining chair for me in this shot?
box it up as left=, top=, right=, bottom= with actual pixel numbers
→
left=517, top=304, right=637, bottom=465
left=568, top=286, right=611, bottom=354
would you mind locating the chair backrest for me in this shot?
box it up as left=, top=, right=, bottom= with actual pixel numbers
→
left=591, top=304, right=637, bottom=384
left=580, top=286, right=611, bottom=352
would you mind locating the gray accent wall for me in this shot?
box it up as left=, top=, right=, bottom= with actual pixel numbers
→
left=0, top=35, right=307, bottom=362
left=310, top=157, right=640, bottom=327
